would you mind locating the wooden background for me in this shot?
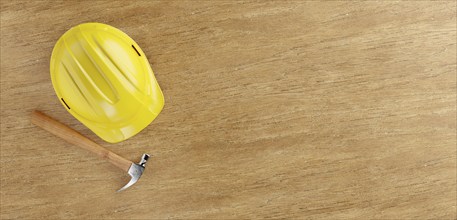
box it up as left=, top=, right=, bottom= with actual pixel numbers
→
left=1, top=1, right=456, bottom=219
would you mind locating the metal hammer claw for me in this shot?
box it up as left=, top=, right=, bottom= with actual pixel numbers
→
left=31, top=110, right=150, bottom=192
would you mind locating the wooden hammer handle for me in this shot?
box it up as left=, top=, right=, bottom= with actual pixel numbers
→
left=31, top=110, right=132, bottom=172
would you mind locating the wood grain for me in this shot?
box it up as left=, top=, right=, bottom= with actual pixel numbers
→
left=1, top=1, right=456, bottom=219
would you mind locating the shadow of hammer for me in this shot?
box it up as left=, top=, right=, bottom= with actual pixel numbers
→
left=31, top=110, right=150, bottom=192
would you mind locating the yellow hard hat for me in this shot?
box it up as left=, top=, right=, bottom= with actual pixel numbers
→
left=50, top=23, right=164, bottom=143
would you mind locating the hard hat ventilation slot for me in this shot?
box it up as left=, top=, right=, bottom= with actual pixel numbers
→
left=61, top=98, right=71, bottom=110
left=132, top=45, right=141, bottom=56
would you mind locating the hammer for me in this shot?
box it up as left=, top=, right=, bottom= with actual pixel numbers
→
left=31, top=110, right=150, bottom=192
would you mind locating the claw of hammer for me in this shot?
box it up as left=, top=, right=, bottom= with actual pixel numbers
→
left=117, top=154, right=150, bottom=192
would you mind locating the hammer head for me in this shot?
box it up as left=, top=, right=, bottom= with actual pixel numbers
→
left=117, top=154, right=150, bottom=192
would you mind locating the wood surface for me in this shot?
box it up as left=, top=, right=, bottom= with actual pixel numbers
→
left=1, top=1, right=456, bottom=219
